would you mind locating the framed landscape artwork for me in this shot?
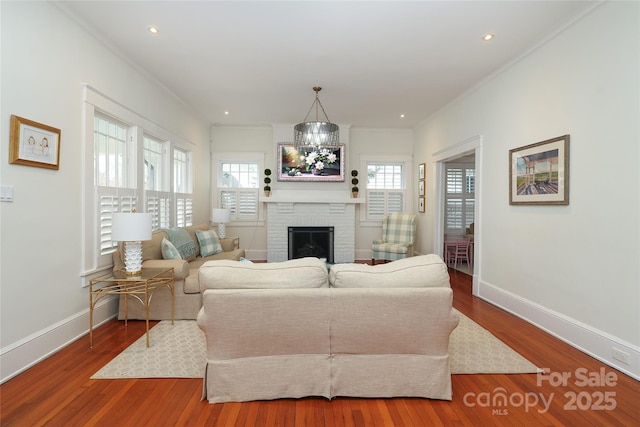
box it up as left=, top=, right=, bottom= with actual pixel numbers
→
left=9, top=115, right=61, bottom=170
left=509, top=135, right=570, bottom=205
left=277, top=143, right=345, bottom=182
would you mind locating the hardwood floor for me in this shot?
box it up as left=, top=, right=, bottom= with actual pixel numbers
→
left=1, top=269, right=638, bottom=426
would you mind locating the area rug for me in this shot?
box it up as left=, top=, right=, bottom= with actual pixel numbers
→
left=91, top=311, right=540, bottom=379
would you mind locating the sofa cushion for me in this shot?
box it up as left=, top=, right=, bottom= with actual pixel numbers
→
left=195, top=229, right=223, bottom=257
left=161, top=237, right=182, bottom=260
left=199, top=257, right=329, bottom=291
left=142, top=230, right=167, bottom=262
left=329, top=254, right=450, bottom=288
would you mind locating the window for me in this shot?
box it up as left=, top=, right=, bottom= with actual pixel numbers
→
left=94, top=112, right=131, bottom=188
left=94, top=112, right=136, bottom=256
left=360, top=155, right=412, bottom=221
left=445, top=163, right=475, bottom=235
left=173, top=148, right=193, bottom=227
left=83, top=85, right=196, bottom=276
left=144, top=135, right=170, bottom=230
left=212, top=153, right=264, bottom=223
left=218, top=162, right=259, bottom=220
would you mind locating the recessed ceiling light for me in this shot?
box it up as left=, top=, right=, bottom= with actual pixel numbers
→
left=482, top=33, right=494, bottom=41
left=224, top=111, right=230, bottom=115
left=148, top=26, right=159, bottom=35
left=400, top=114, right=405, bottom=119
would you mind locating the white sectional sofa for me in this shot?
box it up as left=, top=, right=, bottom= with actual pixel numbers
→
left=196, top=255, right=459, bottom=403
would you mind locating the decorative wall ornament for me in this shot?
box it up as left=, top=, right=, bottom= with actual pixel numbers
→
left=509, top=135, right=570, bottom=205
left=9, top=115, right=61, bottom=170
left=277, top=143, right=345, bottom=182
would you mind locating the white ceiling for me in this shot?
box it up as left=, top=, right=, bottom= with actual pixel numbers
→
left=56, top=1, right=597, bottom=129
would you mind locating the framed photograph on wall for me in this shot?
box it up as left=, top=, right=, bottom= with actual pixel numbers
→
left=418, top=180, right=425, bottom=196
left=277, top=143, right=345, bottom=182
left=9, top=115, right=61, bottom=170
left=418, top=196, right=425, bottom=213
left=418, top=163, right=425, bottom=180
left=509, top=134, right=569, bottom=205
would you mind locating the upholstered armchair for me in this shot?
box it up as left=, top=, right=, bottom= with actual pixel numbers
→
left=372, top=213, right=416, bottom=265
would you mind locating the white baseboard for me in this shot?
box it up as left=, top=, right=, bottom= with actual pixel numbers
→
left=0, top=296, right=119, bottom=384
left=476, top=279, right=640, bottom=380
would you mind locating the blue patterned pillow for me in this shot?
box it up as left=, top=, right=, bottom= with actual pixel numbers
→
left=163, top=228, right=197, bottom=259
left=161, top=237, right=182, bottom=260
left=195, top=229, right=223, bottom=257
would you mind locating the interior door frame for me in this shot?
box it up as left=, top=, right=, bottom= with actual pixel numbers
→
left=432, top=135, right=482, bottom=294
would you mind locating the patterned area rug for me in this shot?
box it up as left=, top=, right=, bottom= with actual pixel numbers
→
left=91, top=311, right=540, bottom=379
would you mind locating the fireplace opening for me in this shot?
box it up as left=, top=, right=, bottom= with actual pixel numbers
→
left=288, top=226, right=334, bottom=263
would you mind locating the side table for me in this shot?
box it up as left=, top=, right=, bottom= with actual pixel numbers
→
left=89, top=267, right=174, bottom=348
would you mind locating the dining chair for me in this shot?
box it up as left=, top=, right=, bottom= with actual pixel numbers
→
left=447, top=237, right=471, bottom=269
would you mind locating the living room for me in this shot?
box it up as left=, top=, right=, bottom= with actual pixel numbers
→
left=1, top=0, right=638, bottom=419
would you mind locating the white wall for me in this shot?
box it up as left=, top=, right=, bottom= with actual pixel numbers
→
left=415, top=2, right=639, bottom=378
left=0, top=2, right=210, bottom=382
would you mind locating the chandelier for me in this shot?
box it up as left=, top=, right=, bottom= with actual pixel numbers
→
left=293, top=86, right=339, bottom=150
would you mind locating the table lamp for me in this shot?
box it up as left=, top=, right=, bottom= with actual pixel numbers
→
left=211, top=208, right=231, bottom=238
left=111, top=212, right=153, bottom=276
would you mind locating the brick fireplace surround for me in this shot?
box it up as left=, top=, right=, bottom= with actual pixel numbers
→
left=263, top=190, right=364, bottom=263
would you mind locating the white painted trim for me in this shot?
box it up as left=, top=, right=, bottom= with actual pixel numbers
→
left=0, top=297, right=119, bottom=384
left=432, top=135, right=482, bottom=290
left=477, top=279, right=640, bottom=380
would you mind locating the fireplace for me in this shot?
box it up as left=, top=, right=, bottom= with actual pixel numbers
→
left=288, top=226, right=334, bottom=263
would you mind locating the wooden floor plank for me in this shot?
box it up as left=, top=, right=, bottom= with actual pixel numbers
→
left=1, top=267, right=638, bottom=426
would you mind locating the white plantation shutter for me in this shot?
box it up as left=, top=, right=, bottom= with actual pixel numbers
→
left=219, top=189, right=258, bottom=220
left=146, top=193, right=171, bottom=230
left=368, top=191, right=386, bottom=217
left=98, top=190, right=137, bottom=256
left=176, top=196, right=193, bottom=228
left=238, top=190, right=258, bottom=218
left=388, top=191, right=404, bottom=213
left=367, top=190, right=404, bottom=218
left=445, top=164, right=475, bottom=234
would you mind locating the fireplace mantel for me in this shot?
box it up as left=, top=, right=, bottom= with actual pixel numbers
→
left=260, top=190, right=364, bottom=204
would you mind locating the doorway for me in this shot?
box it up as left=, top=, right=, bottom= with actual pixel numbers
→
left=432, top=136, right=481, bottom=292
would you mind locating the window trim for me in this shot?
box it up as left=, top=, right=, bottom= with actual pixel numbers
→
left=359, top=154, right=413, bottom=226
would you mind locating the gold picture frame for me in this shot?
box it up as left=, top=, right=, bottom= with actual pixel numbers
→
left=418, top=163, right=425, bottom=180
left=9, top=115, right=61, bottom=170
left=509, top=135, right=569, bottom=205
left=418, top=196, right=425, bottom=213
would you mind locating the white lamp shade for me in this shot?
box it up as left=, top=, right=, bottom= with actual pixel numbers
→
left=111, top=212, right=153, bottom=242
left=212, top=208, right=231, bottom=223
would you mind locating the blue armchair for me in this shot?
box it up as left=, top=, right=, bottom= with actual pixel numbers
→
left=371, top=213, right=416, bottom=265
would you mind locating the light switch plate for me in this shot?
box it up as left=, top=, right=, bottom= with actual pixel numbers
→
left=0, top=185, right=14, bottom=202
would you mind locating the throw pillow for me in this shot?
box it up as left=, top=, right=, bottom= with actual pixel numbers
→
left=163, top=228, right=197, bottom=259
left=238, top=257, right=253, bottom=264
left=161, top=237, right=182, bottom=260
left=195, top=229, right=223, bottom=257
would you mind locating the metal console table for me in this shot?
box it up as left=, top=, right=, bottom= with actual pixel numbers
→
left=89, top=267, right=174, bottom=348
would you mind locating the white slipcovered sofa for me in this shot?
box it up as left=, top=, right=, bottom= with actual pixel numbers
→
left=196, top=254, right=459, bottom=403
